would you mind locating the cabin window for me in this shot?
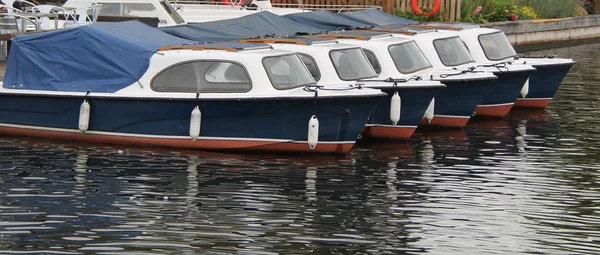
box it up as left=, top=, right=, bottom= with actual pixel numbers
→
left=98, top=3, right=169, bottom=24
left=298, top=54, right=321, bottom=82
left=433, top=36, right=475, bottom=67
left=151, top=61, right=251, bottom=92
left=478, top=31, right=517, bottom=61
left=329, top=48, right=377, bottom=81
left=362, top=49, right=381, bottom=74
left=389, top=41, right=432, bottom=74
left=263, top=54, right=316, bottom=90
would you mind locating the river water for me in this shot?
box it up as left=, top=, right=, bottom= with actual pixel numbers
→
left=0, top=41, right=599, bottom=254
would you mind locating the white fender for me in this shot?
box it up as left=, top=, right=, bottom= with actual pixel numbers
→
left=390, top=91, right=401, bottom=125
left=520, top=78, right=529, bottom=98
left=424, top=98, right=435, bottom=123
left=308, top=115, right=319, bottom=149
left=189, top=106, right=201, bottom=141
left=78, top=99, right=90, bottom=133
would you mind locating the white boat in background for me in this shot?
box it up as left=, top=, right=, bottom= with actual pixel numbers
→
left=0, top=21, right=386, bottom=154
left=170, top=0, right=380, bottom=23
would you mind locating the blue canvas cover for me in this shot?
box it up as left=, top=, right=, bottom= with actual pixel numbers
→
left=284, top=10, right=373, bottom=31
left=338, top=9, right=419, bottom=26
left=162, top=11, right=324, bottom=41
left=160, top=24, right=244, bottom=43
left=4, top=21, right=195, bottom=93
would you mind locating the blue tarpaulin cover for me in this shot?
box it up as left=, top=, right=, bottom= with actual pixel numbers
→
left=161, top=11, right=324, bottom=41
left=285, top=10, right=373, bottom=31
left=4, top=21, right=195, bottom=93
left=338, top=9, right=419, bottom=26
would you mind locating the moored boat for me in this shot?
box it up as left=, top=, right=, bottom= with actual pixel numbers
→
left=379, top=27, right=536, bottom=117
left=0, top=21, right=386, bottom=154
left=238, top=37, right=446, bottom=140
left=308, top=32, right=497, bottom=128
left=425, top=25, right=575, bottom=109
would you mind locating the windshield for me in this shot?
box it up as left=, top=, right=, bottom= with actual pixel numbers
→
left=160, top=0, right=185, bottom=24
left=329, top=48, right=377, bottom=80
left=389, top=41, right=432, bottom=74
left=478, top=31, right=517, bottom=61
left=433, top=36, right=475, bottom=66
left=263, top=54, right=316, bottom=90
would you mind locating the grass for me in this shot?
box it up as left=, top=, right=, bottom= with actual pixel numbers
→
left=493, top=0, right=514, bottom=4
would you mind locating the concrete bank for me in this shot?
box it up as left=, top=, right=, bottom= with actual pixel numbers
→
left=481, top=15, right=600, bottom=46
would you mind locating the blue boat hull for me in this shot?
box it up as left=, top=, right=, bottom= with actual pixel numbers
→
left=0, top=93, right=383, bottom=154
left=421, top=78, right=493, bottom=128
left=475, top=70, right=533, bottom=117
left=363, top=85, right=442, bottom=140
left=515, top=63, right=574, bottom=109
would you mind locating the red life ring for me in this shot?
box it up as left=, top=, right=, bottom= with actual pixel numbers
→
left=411, top=0, right=441, bottom=17
left=221, top=0, right=241, bottom=6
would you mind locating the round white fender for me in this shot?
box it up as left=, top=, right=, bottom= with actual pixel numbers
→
left=308, top=115, right=319, bottom=149
left=189, top=106, right=201, bottom=141
left=390, top=91, right=401, bottom=125
left=78, top=99, right=90, bottom=133
left=424, top=98, right=435, bottom=123
left=520, top=78, right=530, bottom=98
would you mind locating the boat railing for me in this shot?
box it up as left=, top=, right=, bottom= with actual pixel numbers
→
left=169, top=0, right=381, bottom=11
left=271, top=3, right=381, bottom=11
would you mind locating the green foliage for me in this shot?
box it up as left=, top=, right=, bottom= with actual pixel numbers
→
left=395, top=10, right=443, bottom=22
left=583, top=0, right=597, bottom=15
left=515, top=0, right=579, bottom=18
left=460, top=0, right=518, bottom=23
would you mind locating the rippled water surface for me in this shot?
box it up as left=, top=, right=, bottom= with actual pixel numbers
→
left=1, top=41, right=600, bottom=254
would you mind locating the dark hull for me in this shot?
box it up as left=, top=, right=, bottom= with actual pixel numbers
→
left=0, top=93, right=383, bottom=154
left=514, top=63, right=574, bottom=109
left=475, top=70, right=533, bottom=117
left=421, top=78, right=493, bottom=128
left=363, top=85, right=443, bottom=140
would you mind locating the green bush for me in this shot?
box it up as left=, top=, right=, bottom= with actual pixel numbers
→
left=515, top=0, right=579, bottom=18
left=395, top=10, right=443, bottom=22
left=583, top=0, right=597, bottom=15
left=460, top=0, right=518, bottom=23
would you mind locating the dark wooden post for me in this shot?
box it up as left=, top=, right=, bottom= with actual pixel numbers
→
left=386, top=0, right=394, bottom=14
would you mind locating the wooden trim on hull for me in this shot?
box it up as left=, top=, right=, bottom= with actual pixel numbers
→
left=0, top=125, right=355, bottom=154
left=362, top=125, right=417, bottom=140
left=419, top=116, right=470, bottom=128
left=474, top=103, right=514, bottom=118
left=514, top=98, right=552, bottom=109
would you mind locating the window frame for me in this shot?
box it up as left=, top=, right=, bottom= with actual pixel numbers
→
left=261, top=53, right=317, bottom=90
left=388, top=41, right=432, bottom=74
left=298, top=53, right=321, bottom=82
left=328, top=47, right=378, bottom=81
left=362, top=49, right=382, bottom=75
left=477, top=31, right=518, bottom=61
left=432, top=36, right=475, bottom=67
left=150, top=60, right=253, bottom=93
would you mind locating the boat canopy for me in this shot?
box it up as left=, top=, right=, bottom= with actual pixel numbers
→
left=4, top=21, right=195, bottom=93
left=284, top=10, right=373, bottom=31
left=161, top=11, right=324, bottom=41
left=338, top=9, right=419, bottom=26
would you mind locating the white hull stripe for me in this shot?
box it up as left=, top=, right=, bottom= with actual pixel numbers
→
left=517, top=97, right=552, bottom=100
left=432, top=115, right=471, bottom=119
left=364, top=124, right=416, bottom=128
left=0, top=123, right=355, bottom=145
left=477, top=102, right=515, bottom=107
